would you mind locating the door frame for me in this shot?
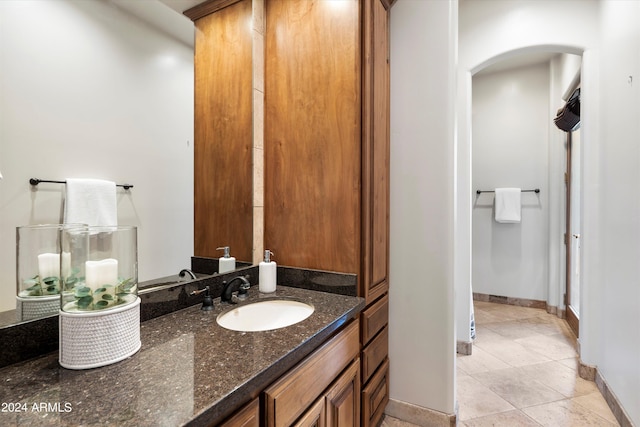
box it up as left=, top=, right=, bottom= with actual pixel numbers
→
left=565, top=131, right=579, bottom=337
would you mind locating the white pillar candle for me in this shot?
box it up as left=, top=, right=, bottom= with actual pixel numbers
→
left=85, top=258, right=118, bottom=291
left=38, top=253, right=60, bottom=280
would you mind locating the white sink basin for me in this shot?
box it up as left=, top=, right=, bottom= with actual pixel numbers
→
left=216, top=299, right=315, bottom=332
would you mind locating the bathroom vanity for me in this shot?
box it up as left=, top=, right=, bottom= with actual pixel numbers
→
left=0, top=284, right=364, bottom=426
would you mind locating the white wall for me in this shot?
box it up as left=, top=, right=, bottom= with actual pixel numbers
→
left=582, top=1, right=640, bottom=423
left=0, top=0, right=194, bottom=313
left=389, top=0, right=457, bottom=415
left=471, top=63, right=550, bottom=301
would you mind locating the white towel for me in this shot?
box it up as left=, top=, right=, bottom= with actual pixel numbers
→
left=64, top=178, right=117, bottom=226
left=494, top=188, right=521, bottom=223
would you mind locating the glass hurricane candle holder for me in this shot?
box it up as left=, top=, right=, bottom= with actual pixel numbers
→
left=16, top=224, right=84, bottom=321
left=60, top=226, right=138, bottom=312
left=58, top=225, right=141, bottom=370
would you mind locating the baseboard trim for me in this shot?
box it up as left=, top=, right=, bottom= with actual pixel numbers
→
left=385, top=398, right=456, bottom=427
left=456, top=340, right=472, bottom=355
left=578, top=358, right=596, bottom=381
left=472, top=292, right=546, bottom=309
left=594, top=369, right=635, bottom=427
left=546, top=304, right=566, bottom=319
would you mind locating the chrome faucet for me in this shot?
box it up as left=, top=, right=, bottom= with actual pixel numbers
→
left=178, top=269, right=197, bottom=280
left=221, top=275, right=250, bottom=303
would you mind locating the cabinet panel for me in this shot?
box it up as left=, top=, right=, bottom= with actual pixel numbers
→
left=264, top=320, right=360, bottom=427
left=217, top=398, right=259, bottom=427
left=326, top=360, right=361, bottom=427
left=193, top=0, right=253, bottom=261
left=295, top=397, right=326, bottom=427
left=362, top=326, right=388, bottom=384
left=264, top=0, right=361, bottom=274
left=362, top=358, right=389, bottom=427
left=361, top=0, right=390, bottom=303
left=360, top=294, right=388, bottom=345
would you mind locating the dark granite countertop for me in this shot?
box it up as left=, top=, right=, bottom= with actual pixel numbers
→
left=0, top=286, right=364, bottom=427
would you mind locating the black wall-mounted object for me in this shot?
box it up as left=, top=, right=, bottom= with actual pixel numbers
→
left=554, top=88, right=581, bottom=132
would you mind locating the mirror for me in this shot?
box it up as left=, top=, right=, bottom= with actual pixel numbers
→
left=0, top=0, right=253, bottom=328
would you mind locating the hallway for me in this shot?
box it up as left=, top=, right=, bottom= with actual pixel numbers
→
left=456, top=301, right=618, bottom=426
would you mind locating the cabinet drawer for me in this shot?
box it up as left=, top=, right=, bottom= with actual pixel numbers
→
left=360, top=294, right=388, bottom=345
left=362, top=358, right=389, bottom=427
left=361, top=325, right=388, bottom=384
left=264, top=319, right=360, bottom=427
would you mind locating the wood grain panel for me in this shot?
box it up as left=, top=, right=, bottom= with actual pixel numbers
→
left=361, top=0, right=390, bottom=303
left=325, top=360, right=360, bottom=427
left=217, top=398, right=259, bottom=427
left=361, top=358, right=389, bottom=427
left=361, top=326, right=387, bottom=384
left=294, top=397, right=325, bottom=427
left=184, top=0, right=244, bottom=21
left=194, top=0, right=253, bottom=262
left=264, top=0, right=361, bottom=274
left=264, top=320, right=360, bottom=427
left=370, top=0, right=390, bottom=292
left=360, top=294, right=388, bottom=345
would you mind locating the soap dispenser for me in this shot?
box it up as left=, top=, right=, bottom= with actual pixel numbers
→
left=217, top=246, right=236, bottom=274
left=259, top=250, right=276, bottom=293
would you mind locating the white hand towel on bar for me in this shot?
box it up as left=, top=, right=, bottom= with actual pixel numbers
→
left=494, top=188, right=521, bottom=223
left=64, top=178, right=117, bottom=226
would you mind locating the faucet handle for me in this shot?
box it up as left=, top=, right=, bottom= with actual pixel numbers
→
left=190, top=286, right=214, bottom=311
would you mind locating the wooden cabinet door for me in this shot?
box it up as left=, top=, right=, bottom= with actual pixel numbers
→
left=361, top=0, right=391, bottom=304
left=218, top=398, right=259, bottom=427
left=295, top=397, right=326, bottom=427
left=325, top=360, right=361, bottom=427
left=264, top=0, right=361, bottom=275
left=264, top=320, right=360, bottom=427
left=362, top=359, right=389, bottom=427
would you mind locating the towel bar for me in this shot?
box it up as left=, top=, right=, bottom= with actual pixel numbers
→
left=476, top=188, right=539, bottom=195
left=29, top=178, right=133, bottom=190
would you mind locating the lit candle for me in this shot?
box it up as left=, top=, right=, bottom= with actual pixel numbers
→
left=85, top=258, right=118, bottom=291
left=38, top=253, right=60, bottom=280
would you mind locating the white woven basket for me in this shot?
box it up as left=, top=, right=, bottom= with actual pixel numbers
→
left=59, top=297, right=141, bottom=370
left=16, top=295, right=59, bottom=322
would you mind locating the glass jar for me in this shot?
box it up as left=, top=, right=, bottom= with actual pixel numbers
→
left=60, top=226, right=138, bottom=312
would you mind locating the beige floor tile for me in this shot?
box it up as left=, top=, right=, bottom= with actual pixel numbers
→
left=476, top=338, right=552, bottom=367
left=457, top=346, right=511, bottom=374
left=479, top=306, right=533, bottom=322
left=515, top=333, right=578, bottom=361
left=457, top=375, right=515, bottom=420
left=473, top=301, right=497, bottom=310
left=458, top=302, right=616, bottom=427
left=572, top=392, right=620, bottom=425
left=474, top=309, right=507, bottom=325
left=380, top=415, right=421, bottom=427
left=558, top=356, right=579, bottom=371
left=472, top=367, right=566, bottom=408
left=519, top=361, right=599, bottom=398
left=483, top=320, right=541, bottom=340
left=517, top=315, right=574, bottom=336
left=459, top=409, right=542, bottom=426
left=523, top=399, right=619, bottom=426
left=473, top=328, right=511, bottom=346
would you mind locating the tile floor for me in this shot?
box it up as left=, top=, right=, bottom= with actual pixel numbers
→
left=381, top=301, right=620, bottom=426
